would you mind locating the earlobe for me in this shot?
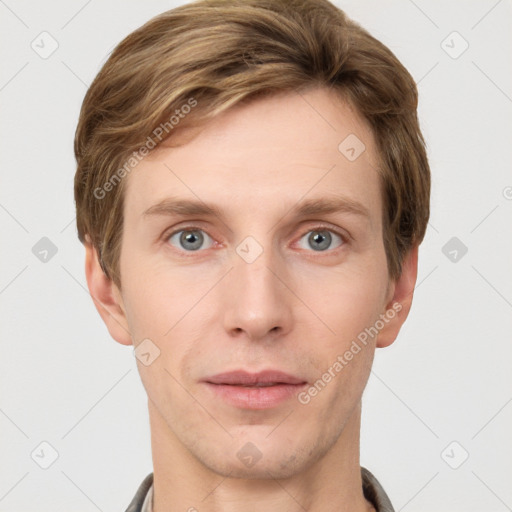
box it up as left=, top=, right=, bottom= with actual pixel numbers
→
left=376, top=244, right=419, bottom=348
left=84, top=241, right=133, bottom=346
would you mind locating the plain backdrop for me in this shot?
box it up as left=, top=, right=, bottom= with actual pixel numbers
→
left=1, top=1, right=511, bottom=511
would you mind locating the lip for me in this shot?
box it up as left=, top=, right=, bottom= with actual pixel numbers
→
left=202, top=370, right=308, bottom=410
left=204, top=369, right=306, bottom=386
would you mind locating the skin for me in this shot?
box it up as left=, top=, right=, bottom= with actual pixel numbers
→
left=85, top=86, right=418, bottom=512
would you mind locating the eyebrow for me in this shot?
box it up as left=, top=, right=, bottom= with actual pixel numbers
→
left=142, top=196, right=371, bottom=227
left=142, top=195, right=370, bottom=221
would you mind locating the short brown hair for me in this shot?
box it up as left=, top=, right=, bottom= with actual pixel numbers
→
left=74, top=0, right=430, bottom=288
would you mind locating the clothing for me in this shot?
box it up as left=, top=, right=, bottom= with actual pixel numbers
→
left=125, top=467, right=394, bottom=512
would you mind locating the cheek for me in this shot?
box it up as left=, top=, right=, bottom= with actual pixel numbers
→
left=119, top=247, right=206, bottom=339
left=298, top=280, right=381, bottom=421
left=300, top=260, right=387, bottom=347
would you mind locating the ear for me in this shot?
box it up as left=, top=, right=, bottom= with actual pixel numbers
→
left=376, top=244, right=419, bottom=348
left=84, top=239, right=133, bottom=346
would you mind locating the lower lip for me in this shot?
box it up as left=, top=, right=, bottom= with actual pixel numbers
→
left=204, top=382, right=308, bottom=409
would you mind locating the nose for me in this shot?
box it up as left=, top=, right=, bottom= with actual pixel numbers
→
left=221, top=240, right=293, bottom=343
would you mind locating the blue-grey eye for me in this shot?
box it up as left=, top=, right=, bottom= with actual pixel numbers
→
left=168, top=229, right=214, bottom=251
left=297, top=229, right=343, bottom=252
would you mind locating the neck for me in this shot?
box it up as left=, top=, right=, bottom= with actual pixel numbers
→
left=149, top=400, right=373, bottom=512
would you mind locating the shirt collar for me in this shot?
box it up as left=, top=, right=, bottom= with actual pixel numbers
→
left=126, top=467, right=395, bottom=512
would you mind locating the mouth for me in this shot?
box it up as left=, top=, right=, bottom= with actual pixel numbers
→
left=202, top=369, right=308, bottom=409
left=204, top=369, right=306, bottom=386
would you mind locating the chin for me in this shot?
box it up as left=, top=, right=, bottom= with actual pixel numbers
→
left=206, top=456, right=306, bottom=480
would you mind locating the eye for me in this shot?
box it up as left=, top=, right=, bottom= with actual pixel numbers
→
left=296, top=228, right=345, bottom=252
left=166, top=228, right=214, bottom=252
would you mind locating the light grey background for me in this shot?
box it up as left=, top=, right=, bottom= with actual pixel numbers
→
left=1, top=1, right=511, bottom=511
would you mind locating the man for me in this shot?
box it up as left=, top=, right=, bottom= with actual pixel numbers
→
left=73, top=0, right=430, bottom=510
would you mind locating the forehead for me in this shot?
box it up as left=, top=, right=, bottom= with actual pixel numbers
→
left=124, top=87, right=382, bottom=230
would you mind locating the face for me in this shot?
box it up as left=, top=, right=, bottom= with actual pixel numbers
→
left=88, top=87, right=415, bottom=480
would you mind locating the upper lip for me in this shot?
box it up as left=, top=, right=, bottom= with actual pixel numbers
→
left=204, top=370, right=306, bottom=386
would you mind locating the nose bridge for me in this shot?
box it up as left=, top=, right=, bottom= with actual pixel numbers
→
left=221, top=234, right=292, bottom=340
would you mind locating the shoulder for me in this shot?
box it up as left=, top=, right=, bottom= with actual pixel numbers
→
left=361, top=467, right=395, bottom=512
left=124, top=473, right=153, bottom=512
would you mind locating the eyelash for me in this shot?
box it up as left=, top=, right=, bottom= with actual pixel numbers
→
left=162, top=224, right=349, bottom=256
